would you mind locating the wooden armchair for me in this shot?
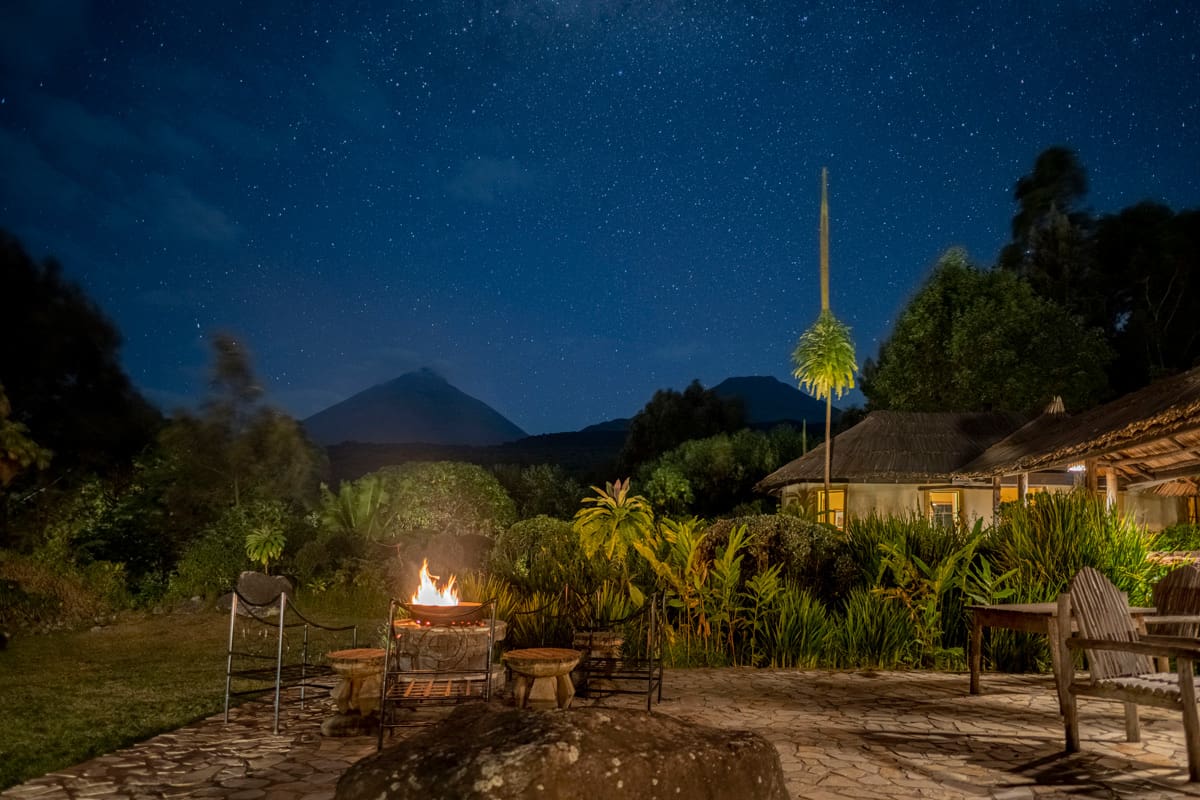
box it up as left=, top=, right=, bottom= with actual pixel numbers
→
left=1055, top=566, right=1200, bottom=781
left=1152, top=563, right=1200, bottom=637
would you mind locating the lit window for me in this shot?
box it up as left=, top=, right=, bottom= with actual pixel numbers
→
left=818, top=488, right=846, bottom=529
left=928, top=490, right=960, bottom=529
left=1000, top=486, right=1043, bottom=505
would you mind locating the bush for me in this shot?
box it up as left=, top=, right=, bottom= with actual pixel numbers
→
left=704, top=515, right=843, bottom=599
left=167, top=514, right=250, bottom=601
left=1152, top=523, right=1200, bottom=553
left=0, top=552, right=125, bottom=630
left=489, top=516, right=602, bottom=594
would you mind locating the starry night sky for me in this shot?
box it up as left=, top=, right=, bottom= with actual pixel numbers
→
left=2, top=1, right=1198, bottom=434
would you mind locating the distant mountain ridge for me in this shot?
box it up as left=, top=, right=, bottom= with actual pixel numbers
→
left=312, top=371, right=833, bottom=482
left=304, top=370, right=831, bottom=454
left=303, top=368, right=527, bottom=446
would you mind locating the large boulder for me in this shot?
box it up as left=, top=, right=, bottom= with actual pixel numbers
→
left=337, top=704, right=787, bottom=800
left=217, top=571, right=295, bottom=614
left=236, top=571, right=294, bottom=606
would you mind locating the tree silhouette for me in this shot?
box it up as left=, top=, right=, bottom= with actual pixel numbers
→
left=0, top=229, right=159, bottom=479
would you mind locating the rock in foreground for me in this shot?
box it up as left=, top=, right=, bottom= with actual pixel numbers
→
left=337, top=704, right=787, bottom=800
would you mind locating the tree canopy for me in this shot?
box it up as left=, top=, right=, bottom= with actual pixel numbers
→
left=154, top=334, right=326, bottom=540
left=998, top=148, right=1200, bottom=397
left=861, top=248, right=1111, bottom=414
left=620, top=380, right=744, bottom=469
left=0, top=230, right=159, bottom=478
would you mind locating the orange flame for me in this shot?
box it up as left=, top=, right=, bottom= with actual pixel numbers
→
left=410, top=559, right=459, bottom=605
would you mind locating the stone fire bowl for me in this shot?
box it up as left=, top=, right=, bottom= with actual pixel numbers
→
left=405, top=601, right=484, bottom=624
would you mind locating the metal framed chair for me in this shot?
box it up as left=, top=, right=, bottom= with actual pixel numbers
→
left=574, top=592, right=664, bottom=712
left=377, top=598, right=500, bottom=749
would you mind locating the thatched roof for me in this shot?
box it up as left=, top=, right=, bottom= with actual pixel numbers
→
left=957, top=366, right=1200, bottom=495
left=755, top=411, right=1022, bottom=494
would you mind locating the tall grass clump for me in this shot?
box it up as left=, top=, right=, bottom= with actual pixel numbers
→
left=763, top=583, right=832, bottom=668
left=832, top=587, right=915, bottom=668
left=993, top=489, right=1157, bottom=605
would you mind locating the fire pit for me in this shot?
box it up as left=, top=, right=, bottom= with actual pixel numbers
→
left=390, top=560, right=505, bottom=674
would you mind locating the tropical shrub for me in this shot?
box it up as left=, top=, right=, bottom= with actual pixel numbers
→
left=167, top=507, right=253, bottom=601
left=992, top=488, right=1156, bottom=604
left=875, top=525, right=982, bottom=668
left=489, top=515, right=603, bottom=594
left=573, top=479, right=655, bottom=603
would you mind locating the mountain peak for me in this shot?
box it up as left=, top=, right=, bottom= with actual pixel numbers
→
left=303, top=369, right=526, bottom=446
left=712, top=375, right=835, bottom=426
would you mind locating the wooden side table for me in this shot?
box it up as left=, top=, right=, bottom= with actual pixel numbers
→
left=502, top=648, right=581, bottom=709
left=967, top=602, right=1156, bottom=695
left=327, top=647, right=386, bottom=715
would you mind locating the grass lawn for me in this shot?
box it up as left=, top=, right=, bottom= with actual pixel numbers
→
left=0, top=591, right=386, bottom=791
left=0, top=611, right=231, bottom=789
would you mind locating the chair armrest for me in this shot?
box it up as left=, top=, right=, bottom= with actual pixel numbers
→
left=1066, top=635, right=1200, bottom=660
left=1143, top=615, right=1200, bottom=627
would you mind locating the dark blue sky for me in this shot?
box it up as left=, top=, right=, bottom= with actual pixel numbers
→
left=2, top=1, right=1198, bottom=434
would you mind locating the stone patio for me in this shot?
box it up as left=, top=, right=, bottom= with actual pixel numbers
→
left=6, top=669, right=1200, bottom=799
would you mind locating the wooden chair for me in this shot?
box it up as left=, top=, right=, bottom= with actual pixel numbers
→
left=1055, top=566, right=1200, bottom=781
left=1152, top=563, right=1200, bottom=637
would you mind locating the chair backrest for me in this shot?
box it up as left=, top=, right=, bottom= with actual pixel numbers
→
left=1152, top=563, right=1200, bottom=637
left=1068, top=566, right=1154, bottom=680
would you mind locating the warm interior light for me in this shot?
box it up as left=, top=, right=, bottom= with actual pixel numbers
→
left=1067, top=463, right=1087, bottom=473
left=410, top=559, right=459, bottom=605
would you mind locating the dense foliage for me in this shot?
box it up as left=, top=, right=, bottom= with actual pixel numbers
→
left=620, top=380, right=744, bottom=469
left=1000, top=147, right=1200, bottom=398
left=637, top=426, right=808, bottom=517
left=862, top=248, right=1112, bottom=414
left=0, top=230, right=160, bottom=483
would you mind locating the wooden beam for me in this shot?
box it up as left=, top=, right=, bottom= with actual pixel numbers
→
left=992, top=476, right=1001, bottom=524
left=1105, top=465, right=1118, bottom=509
left=1086, top=458, right=1098, bottom=492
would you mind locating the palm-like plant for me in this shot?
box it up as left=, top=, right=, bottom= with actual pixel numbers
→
left=792, top=168, right=857, bottom=518
left=318, top=474, right=392, bottom=541
left=793, top=310, right=857, bottom=518
left=573, top=478, right=655, bottom=603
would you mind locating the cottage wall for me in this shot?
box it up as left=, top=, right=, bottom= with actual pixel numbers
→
left=779, top=481, right=1182, bottom=530
left=1124, top=493, right=1183, bottom=530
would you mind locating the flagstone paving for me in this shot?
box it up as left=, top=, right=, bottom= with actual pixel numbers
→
left=6, top=669, right=1200, bottom=799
